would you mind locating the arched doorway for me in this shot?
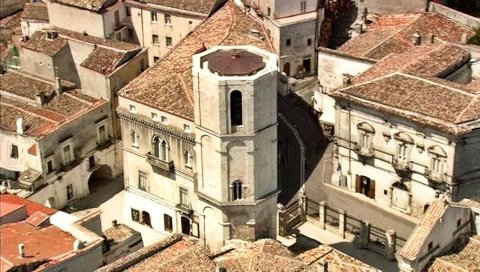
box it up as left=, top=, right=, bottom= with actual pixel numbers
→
left=88, top=165, right=113, bottom=193
left=283, top=62, right=290, bottom=76
left=181, top=216, right=191, bottom=235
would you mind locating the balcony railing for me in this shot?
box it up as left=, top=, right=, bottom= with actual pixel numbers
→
left=145, top=152, right=174, bottom=171
left=353, top=144, right=374, bottom=158
left=392, top=158, right=412, bottom=172
left=425, top=169, right=447, bottom=183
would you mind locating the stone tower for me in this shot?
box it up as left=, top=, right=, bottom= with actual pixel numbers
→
left=192, top=45, right=279, bottom=251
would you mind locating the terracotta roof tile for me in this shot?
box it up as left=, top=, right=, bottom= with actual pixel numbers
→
left=0, top=221, right=76, bottom=271
left=80, top=47, right=127, bottom=75
left=50, top=0, right=115, bottom=12
left=297, top=245, right=375, bottom=272
left=21, top=3, right=49, bottom=21
left=0, top=71, right=107, bottom=137
left=333, top=73, right=480, bottom=135
left=339, top=12, right=474, bottom=60
left=21, top=31, right=68, bottom=56
left=119, top=0, right=273, bottom=120
left=141, top=0, right=218, bottom=14
left=53, top=27, right=140, bottom=51
left=398, top=201, right=447, bottom=260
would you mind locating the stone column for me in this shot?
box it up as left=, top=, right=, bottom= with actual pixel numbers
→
left=356, top=221, right=370, bottom=249
left=339, top=209, right=346, bottom=239
left=319, top=201, right=326, bottom=230
left=385, top=229, right=397, bottom=261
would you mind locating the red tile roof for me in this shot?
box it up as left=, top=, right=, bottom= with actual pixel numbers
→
left=119, top=0, right=273, bottom=120
left=0, top=221, right=76, bottom=271
left=339, top=12, right=474, bottom=60
left=138, top=0, right=219, bottom=14
left=0, top=202, right=25, bottom=217
left=0, top=194, right=56, bottom=216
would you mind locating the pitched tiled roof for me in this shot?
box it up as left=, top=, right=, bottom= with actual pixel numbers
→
left=428, top=236, right=480, bottom=272
left=398, top=201, right=448, bottom=260
left=332, top=73, right=480, bottom=135
left=21, top=3, right=49, bottom=21
left=53, top=27, right=140, bottom=51
left=0, top=194, right=56, bottom=216
left=297, top=245, right=376, bottom=272
left=119, top=0, right=273, bottom=120
left=353, top=43, right=471, bottom=84
left=214, top=239, right=306, bottom=272
left=339, top=12, right=474, bottom=60
left=0, top=71, right=107, bottom=137
left=50, top=0, right=115, bottom=12
left=21, top=31, right=68, bottom=56
left=140, top=0, right=218, bottom=14
left=80, top=47, right=127, bottom=75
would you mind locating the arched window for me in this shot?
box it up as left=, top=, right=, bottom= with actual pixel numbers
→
left=184, top=151, right=192, bottom=168
left=131, top=130, right=138, bottom=147
left=230, top=91, right=243, bottom=126
left=232, top=180, right=243, bottom=200
left=152, top=136, right=168, bottom=161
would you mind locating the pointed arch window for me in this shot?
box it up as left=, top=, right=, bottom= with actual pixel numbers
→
left=152, top=136, right=168, bottom=161
left=232, top=180, right=243, bottom=200
left=230, top=91, right=243, bottom=126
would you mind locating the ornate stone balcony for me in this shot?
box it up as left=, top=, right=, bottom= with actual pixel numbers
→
left=425, top=168, right=447, bottom=183
left=392, top=158, right=413, bottom=172
left=353, top=144, right=374, bottom=158
left=146, top=152, right=174, bottom=171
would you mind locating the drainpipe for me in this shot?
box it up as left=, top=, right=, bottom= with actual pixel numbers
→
left=347, top=102, right=352, bottom=188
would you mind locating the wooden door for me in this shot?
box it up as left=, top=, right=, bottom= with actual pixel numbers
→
left=355, top=175, right=361, bottom=193
left=367, top=180, right=375, bottom=199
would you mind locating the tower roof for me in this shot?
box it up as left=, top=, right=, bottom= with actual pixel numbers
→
left=206, top=50, right=265, bottom=76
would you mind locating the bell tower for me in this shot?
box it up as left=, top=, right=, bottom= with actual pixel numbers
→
left=192, top=45, right=279, bottom=251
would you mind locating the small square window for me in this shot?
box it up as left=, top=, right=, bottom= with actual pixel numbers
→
left=286, top=39, right=291, bottom=46
left=152, top=34, right=159, bottom=45
left=188, top=21, right=192, bottom=24
left=151, top=112, right=158, bottom=120
left=161, top=116, right=168, bottom=124
left=131, top=208, right=140, bottom=222
left=307, top=38, right=312, bottom=46
left=153, top=56, right=160, bottom=62
left=164, top=14, right=171, bottom=25
left=10, top=145, right=18, bottom=159
left=383, top=190, right=388, bottom=195
left=183, top=124, right=190, bottom=132
left=166, top=36, right=173, bottom=47
left=129, top=104, right=136, bottom=112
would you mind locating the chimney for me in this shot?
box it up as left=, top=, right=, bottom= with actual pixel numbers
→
left=353, top=23, right=363, bottom=35
left=412, top=31, right=421, bottom=45
left=46, top=30, right=58, bottom=40
left=461, top=33, right=468, bottom=44
left=18, top=244, right=25, bottom=258
left=35, top=91, right=46, bottom=105
left=16, top=118, right=25, bottom=135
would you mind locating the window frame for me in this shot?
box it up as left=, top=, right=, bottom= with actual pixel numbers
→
left=66, top=184, right=74, bottom=200
left=46, top=156, right=55, bottom=174
left=179, top=187, right=190, bottom=207
left=164, top=14, right=171, bottom=25
left=151, top=11, right=157, bottom=22
left=10, top=144, right=19, bottom=159
left=152, top=34, right=159, bottom=45
left=130, top=130, right=139, bottom=147
left=165, top=36, right=173, bottom=47
left=96, top=122, right=108, bottom=144
left=232, top=180, right=243, bottom=200
left=184, top=150, right=192, bottom=168
left=61, top=143, right=74, bottom=165
left=164, top=214, right=173, bottom=232
left=138, top=170, right=147, bottom=191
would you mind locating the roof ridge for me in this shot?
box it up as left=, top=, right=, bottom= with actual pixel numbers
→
left=399, top=73, right=478, bottom=97
left=455, top=96, right=479, bottom=124
left=63, top=91, right=93, bottom=106
left=1, top=100, right=63, bottom=123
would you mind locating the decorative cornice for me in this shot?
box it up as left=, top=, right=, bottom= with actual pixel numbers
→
left=118, top=109, right=195, bottom=143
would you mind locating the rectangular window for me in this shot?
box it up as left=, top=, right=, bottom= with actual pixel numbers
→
left=114, top=10, right=120, bottom=27
left=179, top=188, right=189, bottom=207
left=164, top=14, right=171, bottom=25
left=151, top=112, right=158, bottom=120
left=286, top=39, right=291, bottom=46
left=66, top=184, right=74, bottom=200
left=97, top=124, right=107, bottom=144
left=164, top=214, right=173, bottom=232
left=47, top=159, right=54, bottom=174
left=161, top=116, right=168, bottom=124
left=62, top=144, right=73, bottom=164
left=166, top=36, right=172, bottom=47
left=183, top=124, right=190, bottom=132
left=138, top=171, right=147, bottom=191
left=431, top=157, right=441, bottom=173
left=126, top=6, right=131, bottom=16
left=129, top=104, right=136, bottom=112
left=307, top=38, right=312, bottom=46
left=398, top=144, right=408, bottom=161
left=153, top=56, right=160, bottom=63
left=131, top=208, right=140, bottom=222
left=152, top=34, right=159, bottom=45
left=300, top=0, right=306, bottom=12
left=267, top=7, right=271, bottom=16
left=10, top=145, right=18, bottom=159
left=151, top=11, right=157, bottom=22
